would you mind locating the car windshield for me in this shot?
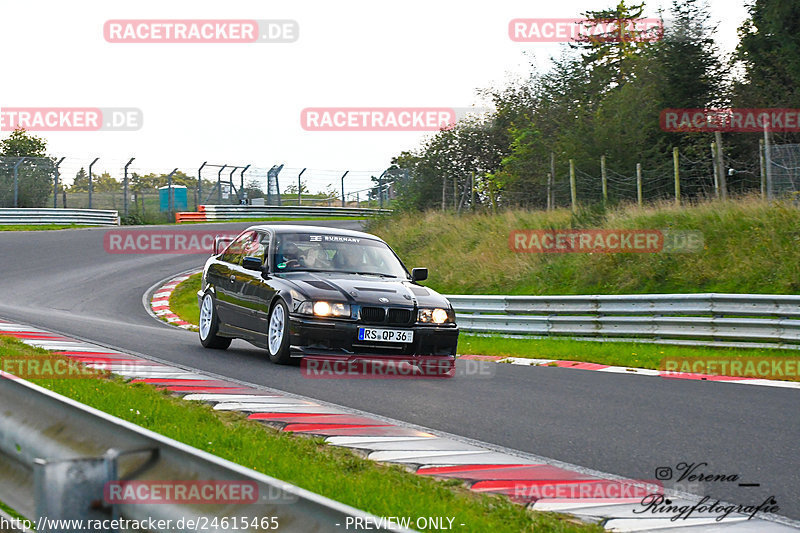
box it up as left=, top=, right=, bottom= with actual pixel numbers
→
left=272, top=233, right=408, bottom=278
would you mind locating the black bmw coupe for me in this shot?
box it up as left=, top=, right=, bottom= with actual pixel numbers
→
left=197, top=225, right=459, bottom=364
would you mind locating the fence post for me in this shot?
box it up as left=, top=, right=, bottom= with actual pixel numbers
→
left=569, top=159, right=577, bottom=213
left=340, top=171, right=349, bottom=207
left=710, top=142, right=720, bottom=198
left=227, top=167, right=239, bottom=203
left=759, top=139, right=766, bottom=200
left=714, top=131, right=727, bottom=200
left=166, top=168, right=178, bottom=221
left=217, top=165, right=226, bottom=204
left=763, top=124, right=774, bottom=200
left=550, top=152, right=556, bottom=210
left=636, top=163, right=642, bottom=207
left=54, top=157, right=65, bottom=208
left=378, top=171, right=384, bottom=209
left=453, top=175, right=458, bottom=211
left=88, top=158, right=99, bottom=209
left=239, top=165, right=250, bottom=204
left=600, top=155, right=607, bottom=206
left=12, top=158, right=26, bottom=208
left=673, top=147, right=680, bottom=207
left=198, top=161, right=207, bottom=209
left=442, top=175, right=447, bottom=211
left=298, top=168, right=306, bottom=206
left=471, top=171, right=475, bottom=210
left=124, top=158, right=135, bottom=218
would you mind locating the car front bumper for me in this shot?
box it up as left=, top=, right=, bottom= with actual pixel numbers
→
left=288, top=315, right=458, bottom=357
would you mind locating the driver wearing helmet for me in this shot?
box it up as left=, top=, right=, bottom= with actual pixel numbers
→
left=276, top=241, right=306, bottom=269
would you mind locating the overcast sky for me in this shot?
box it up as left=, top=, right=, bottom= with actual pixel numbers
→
left=0, top=0, right=749, bottom=193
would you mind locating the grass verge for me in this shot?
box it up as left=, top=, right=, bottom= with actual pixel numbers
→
left=0, top=335, right=599, bottom=533
left=169, top=272, right=202, bottom=325
left=459, top=335, right=800, bottom=381
left=0, top=224, right=93, bottom=231
left=176, top=216, right=367, bottom=224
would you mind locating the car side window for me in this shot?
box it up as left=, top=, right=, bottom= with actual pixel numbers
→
left=243, top=234, right=268, bottom=265
left=220, top=231, right=256, bottom=265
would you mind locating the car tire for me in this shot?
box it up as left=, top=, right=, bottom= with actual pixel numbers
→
left=199, top=292, right=232, bottom=350
left=267, top=299, right=292, bottom=364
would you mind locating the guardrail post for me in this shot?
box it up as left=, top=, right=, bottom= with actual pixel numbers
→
left=34, top=456, right=113, bottom=530
left=88, top=158, right=99, bottom=209
left=12, top=157, right=26, bottom=208
left=123, top=158, right=135, bottom=218
left=53, top=157, right=65, bottom=208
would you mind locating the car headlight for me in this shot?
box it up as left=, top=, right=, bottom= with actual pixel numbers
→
left=418, top=308, right=452, bottom=324
left=299, top=301, right=350, bottom=317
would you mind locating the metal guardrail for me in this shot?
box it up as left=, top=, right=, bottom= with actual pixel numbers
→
left=0, top=208, right=120, bottom=226
left=448, top=293, right=800, bottom=348
left=176, top=205, right=391, bottom=223
left=0, top=374, right=409, bottom=532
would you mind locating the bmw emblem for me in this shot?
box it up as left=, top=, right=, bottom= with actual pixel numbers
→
left=379, top=297, right=389, bottom=303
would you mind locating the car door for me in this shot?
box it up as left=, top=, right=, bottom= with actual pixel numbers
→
left=215, top=230, right=257, bottom=328
left=236, top=230, right=275, bottom=335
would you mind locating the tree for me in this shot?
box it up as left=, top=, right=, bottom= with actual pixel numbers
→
left=71, top=168, right=89, bottom=192
left=655, top=0, right=723, bottom=109
left=283, top=181, right=308, bottom=195
left=244, top=179, right=265, bottom=200
left=0, top=129, right=54, bottom=207
left=0, top=129, right=47, bottom=158
left=572, top=1, right=659, bottom=86
left=734, top=0, right=800, bottom=108
left=93, top=172, right=121, bottom=193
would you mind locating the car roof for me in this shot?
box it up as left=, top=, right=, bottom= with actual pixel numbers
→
left=246, top=224, right=386, bottom=243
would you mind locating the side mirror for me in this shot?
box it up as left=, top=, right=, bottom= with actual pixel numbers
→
left=214, top=235, right=234, bottom=255
left=242, top=256, right=263, bottom=272
left=411, top=268, right=428, bottom=282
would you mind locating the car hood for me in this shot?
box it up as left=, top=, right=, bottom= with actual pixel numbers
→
left=280, top=272, right=451, bottom=309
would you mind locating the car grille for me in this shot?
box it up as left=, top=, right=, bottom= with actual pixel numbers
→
left=387, top=308, right=412, bottom=325
left=360, top=307, right=413, bottom=325
left=360, top=307, right=386, bottom=323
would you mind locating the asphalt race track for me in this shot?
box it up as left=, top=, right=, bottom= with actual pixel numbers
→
left=1, top=222, right=798, bottom=520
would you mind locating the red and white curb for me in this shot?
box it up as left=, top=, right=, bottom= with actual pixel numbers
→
left=459, top=355, right=800, bottom=390
left=149, top=272, right=197, bottom=331
left=1, top=318, right=798, bottom=532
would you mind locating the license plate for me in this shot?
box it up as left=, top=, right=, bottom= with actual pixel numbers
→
left=358, top=327, right=414, bottom=343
